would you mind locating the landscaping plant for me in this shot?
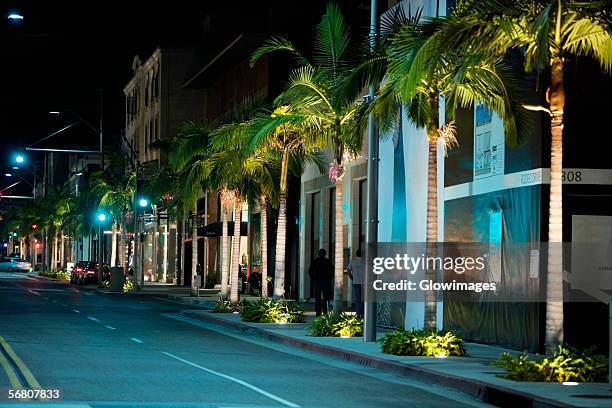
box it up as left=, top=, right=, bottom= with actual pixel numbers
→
left=239, top=298, right=304, bottom=323
left=123, top=279, right=134, bottom=293
left=495, top=345, right=608, bottom=383
left=212, top=294, right=235, bottom=313
left=308, top=313, right=363, bottom=337
left=380, top=329, right=467, bottom=357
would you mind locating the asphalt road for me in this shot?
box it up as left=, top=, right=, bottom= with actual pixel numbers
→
left=0, top=272, right=491, bottom=408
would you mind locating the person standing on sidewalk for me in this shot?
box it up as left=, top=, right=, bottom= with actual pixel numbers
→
left=308, top=248, right=333, bottom=316
left=346, top=249, right=364, bottom=318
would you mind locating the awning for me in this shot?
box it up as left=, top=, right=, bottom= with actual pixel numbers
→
left=198, top=221, right=247, bottom=237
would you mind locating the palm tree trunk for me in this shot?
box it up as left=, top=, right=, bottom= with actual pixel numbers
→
left=176, top=215, right=183, bottom=285
left=261, top=196, right=268, bottom=297
left=333, top=176, right=344, bottom=312
left=273, top=148, right=290, bottom=299
left=221, top=208, right=230, bottom=298
left=273, top=193, right=287, bottom=298
left=60, top=230, right=65, bottom=270
left=230, top=199, right=242, bottom=305
left=191, top=203, right=198, bottom=292
left=111, top=221, right=118, bottom=267
left=119, top=216, right=127, bottom=269
left=52, top=229, right=58, bottom=272
left=424, top=134, right=438, bottom=330
left=545, top=57, right=565, bottom=355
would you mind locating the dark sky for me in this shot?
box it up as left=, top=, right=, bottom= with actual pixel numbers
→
left=0, top=1, right=370, bottom=181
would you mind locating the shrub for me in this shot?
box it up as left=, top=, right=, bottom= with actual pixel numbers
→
left=380, top=329, right=467, bottom=357
left=123, top=279, right=134, bottom=293
left=239, top=298, right=305, bottom=323
left=212, top=295, right=235, bottom=313
left=308, top=313, right=363, bottom=337
left=39, top=270, right=70, bottom=281
left=495, top=345, right=608, bottom=383
left=56, top=271, right=70, bottom=281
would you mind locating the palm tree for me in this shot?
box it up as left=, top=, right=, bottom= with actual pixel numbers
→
left=170, top=97, right=269, bottom=299
left=434, top=0, right=612, bottom=353
left=169, top=120, right=217, bottom=292
left=209, top=121, right=278, bottom=304
left=88, top=159, right=136, bottom=269
left=251, top=3, right=366, bottom=310
left=246, top=106, right=325, bottom=298
left=356, top=7, right=529, bottom=329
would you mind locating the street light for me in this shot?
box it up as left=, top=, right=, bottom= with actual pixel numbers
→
left=96, top=211, right=108, bottom=281
left=138, top=198, right=149, bottom=208
left=14, top=154, right=25, bottom=164
left=7, top=13, right=24, bottom=20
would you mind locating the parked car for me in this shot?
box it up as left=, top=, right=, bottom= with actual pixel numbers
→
left=70, top=261, right=109, bottom=285
left=0, top=257, right=32, bottom=272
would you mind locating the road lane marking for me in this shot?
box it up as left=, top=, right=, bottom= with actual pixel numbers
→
left=162, top=351, right=300, bottom=408
left=0, top=344, right=23, bottom=389
left=87, top=317, right=99, bottom=322
left=0, top=336, right=42, bottom=389
left=105, top=326, right=116, bottom=330
left=130, top=337, right=143, bottom=344
left=28, top=290, right=40, bottom=296
left=73, top=309, right=80, bottom=313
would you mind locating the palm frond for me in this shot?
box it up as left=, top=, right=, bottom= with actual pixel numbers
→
left=313, top=3, right=351, bottom=78
left=562, top=13, right=612, bottom=73
left=250, top=36, right=310, bottom=67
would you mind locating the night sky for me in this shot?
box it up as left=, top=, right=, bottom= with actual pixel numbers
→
left=0, top=1, right=370, bottom=193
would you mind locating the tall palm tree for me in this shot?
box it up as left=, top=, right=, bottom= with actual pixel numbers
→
left=170, top=97, right=269, bottom=299
left=170, top=120, right=217, bottom=292
left=210, top=122, right=278, bottom=304
left=88, top=160, right=136, bottom=269
left=251, top=3, right=365, bottom=310
left=361, top=8, right=529, bottom=329
left=246, top=106, right=325, bottom=298
left=433, top=0, right=612, bottom=353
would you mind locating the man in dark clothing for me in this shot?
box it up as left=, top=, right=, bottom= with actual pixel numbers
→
left=308, top=248, right=334, bottom=316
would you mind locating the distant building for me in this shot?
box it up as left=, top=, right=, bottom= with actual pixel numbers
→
left=123, top=48, right=207, bottom=170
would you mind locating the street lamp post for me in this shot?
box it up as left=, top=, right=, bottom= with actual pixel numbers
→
left=96, top=211, right=108, bottom=282
left=364, top=0, right=379, bottom=342
left=136, top=197, right=150, bottom=289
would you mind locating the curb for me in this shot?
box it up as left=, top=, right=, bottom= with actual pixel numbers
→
left=181, top=310, right=577, bottom=408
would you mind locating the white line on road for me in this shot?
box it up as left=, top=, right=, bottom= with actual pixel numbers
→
left=130, top=337, right=143, bottom=344
left=27, top=290, right=40, bottom=296
left=105, top=326, right=116, bottom=330
left=162, top=351, right=300, bottom=408
left=73, top=309, right=80, bottom=313
left=87, top=316, right=99, bottom=322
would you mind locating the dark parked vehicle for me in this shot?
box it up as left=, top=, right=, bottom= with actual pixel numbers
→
left=70, top=261, right=110, bottom=285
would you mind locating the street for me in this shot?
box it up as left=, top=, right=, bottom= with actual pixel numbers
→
left=0, top=272, right=489, bottom=408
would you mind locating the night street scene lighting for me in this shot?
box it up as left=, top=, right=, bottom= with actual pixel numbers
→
left=1, top=1, right=611, bottom=407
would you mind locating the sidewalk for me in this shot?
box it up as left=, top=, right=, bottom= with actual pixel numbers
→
left=175, top=309, right=612, bottom=408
